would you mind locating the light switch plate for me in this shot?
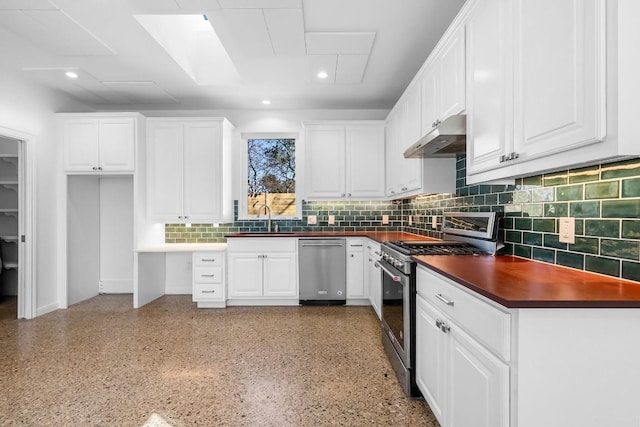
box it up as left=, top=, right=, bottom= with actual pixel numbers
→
left=328, top=215, right=335, bottom=225
left=432, top=215, right=437, bottom=229
left=408, top=215, right=413, bottom=226
left=382, top=215, right=389, bottom=225
left=559, top=217, right=575, bottom=244
left=307, top=215, right=317, bottom=225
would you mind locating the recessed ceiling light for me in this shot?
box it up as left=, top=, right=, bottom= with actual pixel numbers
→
left=65, top=71, right=79, bottom=79
left=262, top=99, right=271, bottom=105
left=317, top=71, right=328, bottom=79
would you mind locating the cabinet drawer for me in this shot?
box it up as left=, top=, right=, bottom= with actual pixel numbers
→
left=417, top=266, right=511, bottom=361
left=194, top=267, right=222, bottom=283
left=193, top=251, right=223, bottom=266
left=193, top=283, right=223, bottom=301
left=347, top=238, right=365, bottom=252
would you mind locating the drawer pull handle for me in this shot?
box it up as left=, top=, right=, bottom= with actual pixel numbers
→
left=201, top=258, right=216, bottom=262
left=435, top=293, right=454, bottom=306
left=201, top=290, right=216, bottom=293
left=201, top=274, right=216, bottom=278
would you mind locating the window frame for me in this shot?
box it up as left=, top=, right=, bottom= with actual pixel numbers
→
left=238, top=132, right=301, bottom=221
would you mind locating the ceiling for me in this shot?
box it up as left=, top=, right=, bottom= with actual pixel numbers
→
left=0, top=0, right=466, bottom=111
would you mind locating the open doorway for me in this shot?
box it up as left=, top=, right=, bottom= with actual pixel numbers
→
left=0, top=128, right=35, bottom=320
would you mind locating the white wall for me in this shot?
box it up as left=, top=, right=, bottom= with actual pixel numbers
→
left=0, top=68, right=88, bottom=315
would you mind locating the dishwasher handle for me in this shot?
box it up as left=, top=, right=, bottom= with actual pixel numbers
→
left=300, top=242, right=345, bottom=247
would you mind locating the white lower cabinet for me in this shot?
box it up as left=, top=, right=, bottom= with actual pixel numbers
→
left=416, top=266, right=509, bottom=427
left=366, top=240, right=382, bottom=318
left=192, top=250, right=225, bottom=308
left=346, top=238, right=367, bottom=301
left=227, top=238, right=298, bottom=305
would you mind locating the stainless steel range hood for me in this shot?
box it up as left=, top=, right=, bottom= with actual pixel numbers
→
left=403, top=115, right=466, bottom=158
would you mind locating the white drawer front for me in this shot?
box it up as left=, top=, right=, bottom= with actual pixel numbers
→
left=227, top=238, right=297, bottom=253
left=194, top=267, right=222, bottom=284
left=193, top=283, right=223, bottom=301
left=193, top=252, right=223, bottom=266
left=417, top=266, right=511, bottom=361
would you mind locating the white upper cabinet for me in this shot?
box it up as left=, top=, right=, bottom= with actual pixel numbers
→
left=62, top=115, right=137, bottom=173
left=421, top=26, right=466, bottom=135
left=465, top=0, right=617, bottom=184
left=304, top=122, right=385, bottom=200
left=147, top=118, right=233, bottom=224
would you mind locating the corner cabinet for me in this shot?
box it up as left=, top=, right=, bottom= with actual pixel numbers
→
left=147, top=118, right=233, bottom=224
left=303, top=122, right=385, bottom=200
left=226, top=238, right=298, bottom=305
left=60, top=113, right=140, bottom=173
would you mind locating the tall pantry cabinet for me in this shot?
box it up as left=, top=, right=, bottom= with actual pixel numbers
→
left=0, top=137, right=19, bottom=296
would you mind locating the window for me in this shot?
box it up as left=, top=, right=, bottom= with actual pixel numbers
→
left=240, top=134, right=299, bottom=219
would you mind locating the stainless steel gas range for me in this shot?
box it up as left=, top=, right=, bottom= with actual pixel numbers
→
left=378, top=211, right=503, bottom=398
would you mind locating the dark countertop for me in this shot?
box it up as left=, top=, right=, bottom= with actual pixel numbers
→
left=414, top=254, right=640, bottom=309
left=226, top=231, right=439, bottom=244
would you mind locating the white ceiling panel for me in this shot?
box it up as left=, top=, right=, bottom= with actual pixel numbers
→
left=263, top=9, right=305, bottom=55
left=335, top=54, right=369, bottom=84
left=218, top=0, right=301, bottom=9
left=127, top=0, right=180, bottom=11
left=175, top=0, right=221, bottom=10
left=100, top=81, right=180, bottom=104
left=305, top=32, right=376, bottom=55
left=0, top=0, right=56, bottom=10
left=0, top=9, right=114, bottom=55
left=21, top=67, right=118, bottom=104
left=306, top=54, right=337, bottom=84
left=209, top=9, right=274, bottom=56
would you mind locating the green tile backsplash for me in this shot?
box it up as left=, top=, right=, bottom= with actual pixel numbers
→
left=166, top=155, right=640, bottom=281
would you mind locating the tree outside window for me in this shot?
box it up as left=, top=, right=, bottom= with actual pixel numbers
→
left=247, top=138, right=296, bottom=216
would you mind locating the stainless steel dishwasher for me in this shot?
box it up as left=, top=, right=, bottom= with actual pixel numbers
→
left=298, top=239, right=346, bottom=305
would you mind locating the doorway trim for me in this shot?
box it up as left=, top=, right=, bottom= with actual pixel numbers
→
left=0, top=126, right=36, bottom=319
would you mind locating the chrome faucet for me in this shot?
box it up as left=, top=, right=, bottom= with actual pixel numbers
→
left=256, top=204, right=272, bottom=232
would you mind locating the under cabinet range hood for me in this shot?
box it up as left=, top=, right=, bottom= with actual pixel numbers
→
left=403, top=115, right=466, bottom=158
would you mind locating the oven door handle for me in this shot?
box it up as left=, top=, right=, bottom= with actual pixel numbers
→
left=376, top=261, right=409, bottom=286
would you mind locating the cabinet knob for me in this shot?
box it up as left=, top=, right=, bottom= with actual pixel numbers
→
left=401, top=187, right=408, bottom=191
left=341, top=193, right=345, bottom=197
left=350, top=254, right=354, bottom=258
left=92, top=166, right=97, bottom=171
left=98, top=166, right=103, bottom=171
left=185, top=216, right=189, bottom=219
left=178, top=216, right=183, bottom=219
left=347, top=193, right=351, bottom=197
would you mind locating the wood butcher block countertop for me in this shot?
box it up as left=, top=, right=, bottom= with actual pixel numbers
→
left=226, top=231, right=437, bottom=244
left=414, top=255, right=640, bottom=309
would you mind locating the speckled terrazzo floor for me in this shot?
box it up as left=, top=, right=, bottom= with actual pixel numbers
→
left=0, top=295, right=440, bottom=427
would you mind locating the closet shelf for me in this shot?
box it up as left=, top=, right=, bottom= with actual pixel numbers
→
left=2, top=262, right=18, bottom=270
left=0, top=235, right=18, bottom=243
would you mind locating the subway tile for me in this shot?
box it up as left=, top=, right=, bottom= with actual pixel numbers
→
left=544, top=202, right=568, bottom=217
left=570, top=201, right=600, bottom=218
left=533, top=218, right=556, bottom=233
left=515, top=217, right=532, bottom=230
left=533, top=247, right=555, bottom=263
left=513, top=245, right=532, bottom=258
left=584, top=219, right=620, bottom=238
left=622, top=220, right=640, bottom=239
left=498, top=192, right=513, bottom=205
left=600, top=239, right=639, bottom=260
left=569, top=237, right=599, bottom=254
left=556, top=184, right=584, bottom=201
left=602, top=200, right=640, bottom=218
left=485, top=194, right=498, bottom=205
left=585, top=256, right=620, bottom=277
left=543, top=172, right=568, bottom=187
left=544, top=234, right=568, bottom=250
left=523, top=232, right=543, bottom=246
left=575, top=219, right=584, bottom=235
left=531, top=188, right=555, bottom=202
left=522, top=204, right=544, bottom=217
left=622, top=261, right=640, bottom=282
left=585, top=181, right=619, bottom=199
left=556, top=251, right=584, bottom=270
left=506, top=230, right=522, bottom=243
left=502, top=217, right=514, bottom=229
left=622, top=177, right=640, bottom=198
left=505, top=204, right=522, bottom=214
left=569, top=165, right=600, bottom=184
left=513, top=190, right=531, bottom=203
left=522, top=175, right=542, bottom=186
left=600, top=158, right=640, bottom=180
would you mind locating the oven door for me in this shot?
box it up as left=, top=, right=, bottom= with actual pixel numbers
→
left=379, top=259, right=410, bottom=366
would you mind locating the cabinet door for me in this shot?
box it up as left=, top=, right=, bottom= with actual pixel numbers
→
left=346, top=250, right=365, bottom=299
left=148, top=123, right=183, bottom=222
left=416, top=295, right=448, bottom=425
left=227, top=254, right=264, bottom=298
left=385, top=111, right=402, bottom=197
left=449, top=324, right=510, bottom=427
left=438, top=26, right=466, bottom=119
left=512, top=0, right=606, bottom=160
left=183, top=122, right=221, bottom=222
left=421, top=63, right=440, bottom=136
left=305, top=126, right=346, bottom=198
left=99, top=119, right=135, bottom=171
left=400, top=87, right=423, bottom=193
left=465, top=0, right=513, bottom=175
left=263, top=253, right=297, bottom=297
left=366, top=242, right=382, bottom=318
left=346, top=126, right=385, bottom=198
left=64, top=120, right=100, bottom=171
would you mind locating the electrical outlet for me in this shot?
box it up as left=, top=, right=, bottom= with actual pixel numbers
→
left=382, top=215, right=389, bottom=225
left=408, top=215, right=413, bottom=226
left=307, top=215, right=317, bottom=225
left=328, top=215, right=335, bottom=225
left=432, top=215, right=438, bottom=229
left=559, top=217, right=575, bottom=244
